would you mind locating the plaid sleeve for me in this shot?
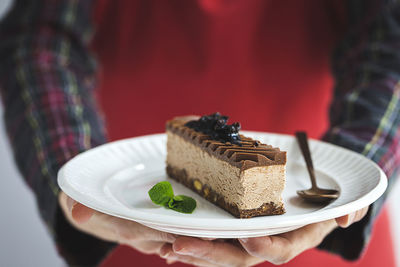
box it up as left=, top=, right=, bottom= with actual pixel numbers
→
left=0, top=0, right=116, bottom=265
left=318, top=0, right=400, bottom=260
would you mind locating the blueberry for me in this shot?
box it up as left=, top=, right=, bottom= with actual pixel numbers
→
left=184, top=112, right=241, bottom=145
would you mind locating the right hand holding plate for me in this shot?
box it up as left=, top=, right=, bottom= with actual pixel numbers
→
left=158, top=207, right=369, bottom=266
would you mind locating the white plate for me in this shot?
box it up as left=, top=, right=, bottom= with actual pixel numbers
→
left=58, top=132, right=387, bottom=238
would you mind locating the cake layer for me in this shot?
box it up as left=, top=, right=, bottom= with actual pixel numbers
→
left=167, top=165, right=285, bottom=218
left=166, top=129, right=285, bottom=214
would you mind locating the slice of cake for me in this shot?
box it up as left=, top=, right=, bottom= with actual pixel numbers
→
left=166, top=113, right=286, bottom=218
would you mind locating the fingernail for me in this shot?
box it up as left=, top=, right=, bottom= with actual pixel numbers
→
left=239, top=238, right=248, bottom=243
left=201, top=237, right=216, bottom=241
left=160, top=246, right=171, bottom=258
left=66, top=197, right=76, bottom=212
left=167, top=255, right=178, bottom=263
left=175, top=249, right=192, bottom=256
left=167, top=234, right=176, bottom=243
left=173, top=245, right=192, bottom=256
left=159, top=243, right=172, bottom=258
left=160, top=251, right=170, bottom=258
left=166, top=258, right=177, bottom=265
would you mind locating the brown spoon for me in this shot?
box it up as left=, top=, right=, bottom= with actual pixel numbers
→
left=295, top=131, right=340, bottom=203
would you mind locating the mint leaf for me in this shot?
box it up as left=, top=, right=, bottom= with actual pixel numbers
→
left=168, top=198, right=176, bottom=209
left=169, top=195, right=197, bottom=214
left=167, top=195, right=185, bottom=208
left=173, top=195, right=184, bottom=202
left=148, top=181, right=174, bottom=206
left=148, top=182, right=197, bottom=214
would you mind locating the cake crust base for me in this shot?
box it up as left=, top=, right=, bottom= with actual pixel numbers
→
left=167, top=165, right=285, bottom=218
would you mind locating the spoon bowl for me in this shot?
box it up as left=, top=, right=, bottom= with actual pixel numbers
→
left=295, top=132, right=340, bottom=203
left=297, top=188, right=340, bottom=203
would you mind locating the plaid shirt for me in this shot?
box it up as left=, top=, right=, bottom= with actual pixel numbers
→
left=1, top=0, right=400, bottom=266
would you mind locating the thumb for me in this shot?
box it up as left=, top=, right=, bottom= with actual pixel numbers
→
left=66, top=196, right=94, bottom=224
left=335, top=207, right=369, bottom=228
left=335, top=213, right=355, bottom=228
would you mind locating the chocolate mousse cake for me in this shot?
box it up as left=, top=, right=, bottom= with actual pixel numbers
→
left=166, top=113, right=286, bottom=218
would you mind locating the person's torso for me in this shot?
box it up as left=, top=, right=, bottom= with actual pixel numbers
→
left=91, top=1, right=395, bottom=266
left=92, top=0, right=344, bottom=140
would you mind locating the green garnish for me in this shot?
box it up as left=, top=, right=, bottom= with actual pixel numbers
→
left=148, top=181, right=174, bottom=207
left=168, top=195, right=197, bottom=213
left=148, top=181, right=197, bottom=214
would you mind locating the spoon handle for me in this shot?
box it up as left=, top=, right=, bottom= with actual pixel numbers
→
left=295, top=131, right=318, bottom=189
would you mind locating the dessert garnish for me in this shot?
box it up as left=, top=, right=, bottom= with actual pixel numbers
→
left=184, top=112, right=242, bottom=145
left=148, top=181, right=197, bottom=214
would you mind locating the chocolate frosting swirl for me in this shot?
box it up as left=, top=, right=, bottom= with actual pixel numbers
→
left=166, top=116, right=286, bottom=171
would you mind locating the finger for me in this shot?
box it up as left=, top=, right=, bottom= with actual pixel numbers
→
left=62, top=192, right=177, bottom=244
left=59, top=192, right=176, bottom=256
left=166, top=258, right=177, bottom=265
left=168, top=253, right=221, bottom=267
left=66, top=196, right=76, bottom=212
left=336, top=207, right=369, bottom=228
left=71, top=202, right=95, bottom=224
left=160, top=243, right=174, bottom=258
left=59, top=193, right=95, bottom=225
left=132, top=241, right=167, bottom=255
left=335, top=213, right=354, bottom=228
left=64, top=195, right=94, bottom=224
left=172, top=237, right=258, bottom=267
left=356, top=207, right=369, bottom=222
left=239, top=235, right=291, bottom=265
left=113, top=219, right=177, bottom=244
left=239, top=219, right=337, bottom=265
left=161, top=243, right=220, bottom=267
left=200, top=237, right=217, bottom=241
left=65, top=201, right=176, bottom=245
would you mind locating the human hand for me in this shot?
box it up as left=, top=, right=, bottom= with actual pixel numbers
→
left=58, top=191, right=176, bottom=255
left=159, top=207, right=369, bottom=266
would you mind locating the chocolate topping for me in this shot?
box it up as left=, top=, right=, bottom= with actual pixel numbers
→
left=166, top=116, right=286, bottom=171
left=184, top=113, right=242, bottom=145
left=166, top=165, right=285, bottom=218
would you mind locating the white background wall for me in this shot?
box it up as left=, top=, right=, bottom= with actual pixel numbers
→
left=0, top=105, right=65, bottom=266
left=0, top=2, right=64, bottom=266
left=0, top=0, right=399, bottom=266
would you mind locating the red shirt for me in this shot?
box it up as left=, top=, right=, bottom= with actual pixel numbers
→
left=91, top=1, right=395, bottom=266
